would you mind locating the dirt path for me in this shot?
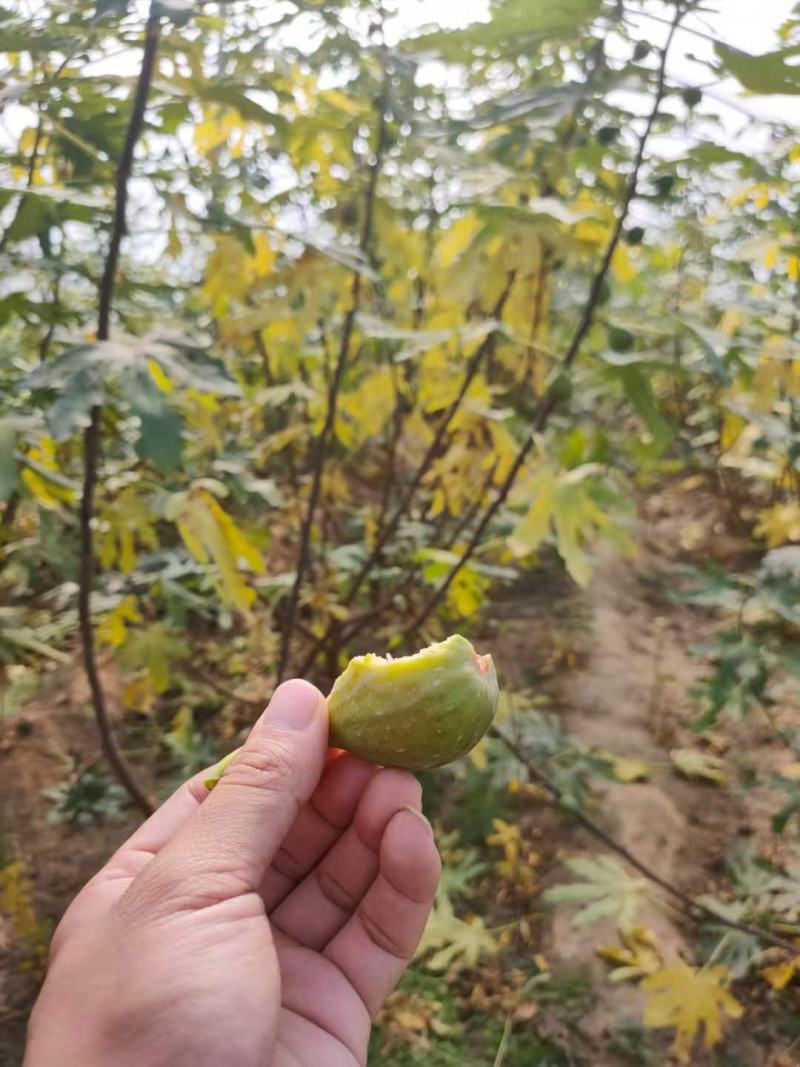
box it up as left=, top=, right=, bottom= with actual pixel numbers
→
left=535, top=481, right=792, bottom=1065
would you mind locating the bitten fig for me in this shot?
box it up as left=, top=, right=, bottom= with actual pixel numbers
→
left=327, top=634, right=499, bottom=770
left=203, top=634, right=499, bottom=787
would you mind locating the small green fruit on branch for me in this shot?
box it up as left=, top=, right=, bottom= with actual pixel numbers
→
left=204, top=634, right=499, bottom=787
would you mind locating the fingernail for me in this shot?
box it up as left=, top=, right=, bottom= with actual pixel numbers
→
left=262, top=680, right=321, bottom=732
left=402, top=804, right=433, bottom=835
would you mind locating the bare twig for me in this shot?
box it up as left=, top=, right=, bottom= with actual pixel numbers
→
left=78, top=11, right=162, bottom=817
left=276, top=67, right=390, bottom=681
left=400, top=7, right=683, bottom=640
left=0, top=490, right=20, bottom=539
left=191, top=664, right=264, bottom=709
left=298, top=272, right=517, bottom=677
left=346, top=271, right=516, bottom=604
left=493, top=725, right=800, bottom=955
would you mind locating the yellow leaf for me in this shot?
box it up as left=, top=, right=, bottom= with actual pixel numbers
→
left=754, top=502, right=800, bottom=547
left=642, top=963, right=743, bottom=1062
left=20, top=439, right=74, bottom=508
left=670, top=748, right=727, bottom=785
left=121, top=673, right=156, bottom=713
left=437, top=215, right=480, bottom=269
left=762, top=242, right=779, bottom=270
left=446, top=567, right=489, bottom=619
left=96, top=485, right=158, bottom=575
left=717, top=308, right=742, bottom=338
left=148, top=357, right=173, bottom=394
left=509, top=468, right=556, bottom=556
left=251, top=232, right=276, bottom=276
left=761, top=957, right=800, bottom=991
left=605, top=752, right=651, bottom=783
left=727, top=185, right=751, bottom=209
left=418, top=891, right=497, bottom=971
left=720, top=412, right=745, bottom=452
left=611, top=243, right=636, bottom=283
left=320, top=88, right=361, bottom=116
left=166, top=489, right=264, bottom=610
left=0, top=859, right=48, bottom=961
left=597, top=926, right=662, bottom=981
left=194, top=104, right=245, bottom=156
left=166, top=217, right=182, bottom=257
left=201, top=233, right=274, bottom=316
left=338, top=365, right=396, bottom=445
left=97, top=595, right=142, bottom=649
left=469, top=738, right=488, bottom=770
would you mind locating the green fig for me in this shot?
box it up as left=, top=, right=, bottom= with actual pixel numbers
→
left=327, top=634, right=499, bottom=770
left=204, top=634, right=499, bottom=787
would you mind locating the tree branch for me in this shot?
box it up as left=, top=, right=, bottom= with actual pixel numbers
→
left=276, top=67, right=390, bottom=682
left=493, top=725, right=800, bottom=956
left=400, top=8, right=682, bottom=641
left=297, top=272, right=517, bottom=677
left=78, top=11, right=162, bottom=817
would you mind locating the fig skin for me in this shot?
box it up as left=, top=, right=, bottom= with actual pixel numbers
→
left=204, top=634, right=499, bottom=787
left=328, top=634, right=499, bottom=770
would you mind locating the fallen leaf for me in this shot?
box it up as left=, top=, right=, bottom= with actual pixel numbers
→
left=670, top=748, right=728, bottom=785
left=642, top=962, right=743, bottom=1062
left=543, top=854, right=649, bottom=928
left=597, top=925, right=662, bottom=982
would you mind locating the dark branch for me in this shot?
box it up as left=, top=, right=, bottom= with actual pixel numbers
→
left=276, top=68, right=390, bottom=682
left=493, top=725, right=800, bottom=956
left=78, top=11, right=162, bottom=817
left=297, top=273, right=517, bottom=677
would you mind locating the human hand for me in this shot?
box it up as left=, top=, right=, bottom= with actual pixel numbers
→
left=25, top=679, right=440, bottom=1067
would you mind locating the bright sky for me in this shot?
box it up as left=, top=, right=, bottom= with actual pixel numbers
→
left=389, top=0, right=800, bottom=134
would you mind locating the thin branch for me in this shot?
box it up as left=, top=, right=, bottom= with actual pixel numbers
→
left=493, top=725, right=800, bottom=956
left=78, top=11, right=162, bottom=818
left=0, top=108, right=44, bottom=252
left=0, top=490, right=20, bottom=540
left=400, top=7, right=683, bottom=641
left=347, top=271, right=516, bottom=600
left=443, top=460, right=498, bottom=552
left=276, top=67, right=390, bottom=682
left=191, top=664, right=264, bottom=709
left=297, top=272, right=517, bottom=677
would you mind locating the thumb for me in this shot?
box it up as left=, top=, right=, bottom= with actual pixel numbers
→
left=144, top=680, right=328, bottom=904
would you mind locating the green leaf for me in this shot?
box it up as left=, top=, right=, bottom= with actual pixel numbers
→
left=472, top=84, right=588, bottom=129
left=715, top=43, right=800, bottom=95
left=619, top=366, right=674, bottom=453
left=152, top=0, right=192, bottom=26
left=47, top=364, right=104, bottom=441
left=94, top=0, right=129, bottom=19
left=677, top=319, right=732, bottom=385
left=118, top=622, right=189, bottom=692
left=544, top=855, right=649, bottom=928
left=0, top=423, right=18, bottom=499
left=409, top=0, right=602, bottom=59
left=130, top=378, right=184, bottom=475
left=26, top=338, right=239, bottom=440
left=0, top=183, right=106, bottom=209
left=196, top=84, right=287, bottom=131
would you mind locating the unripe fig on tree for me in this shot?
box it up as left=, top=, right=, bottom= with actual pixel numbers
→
left=204, top=634, right=499, bottom=787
